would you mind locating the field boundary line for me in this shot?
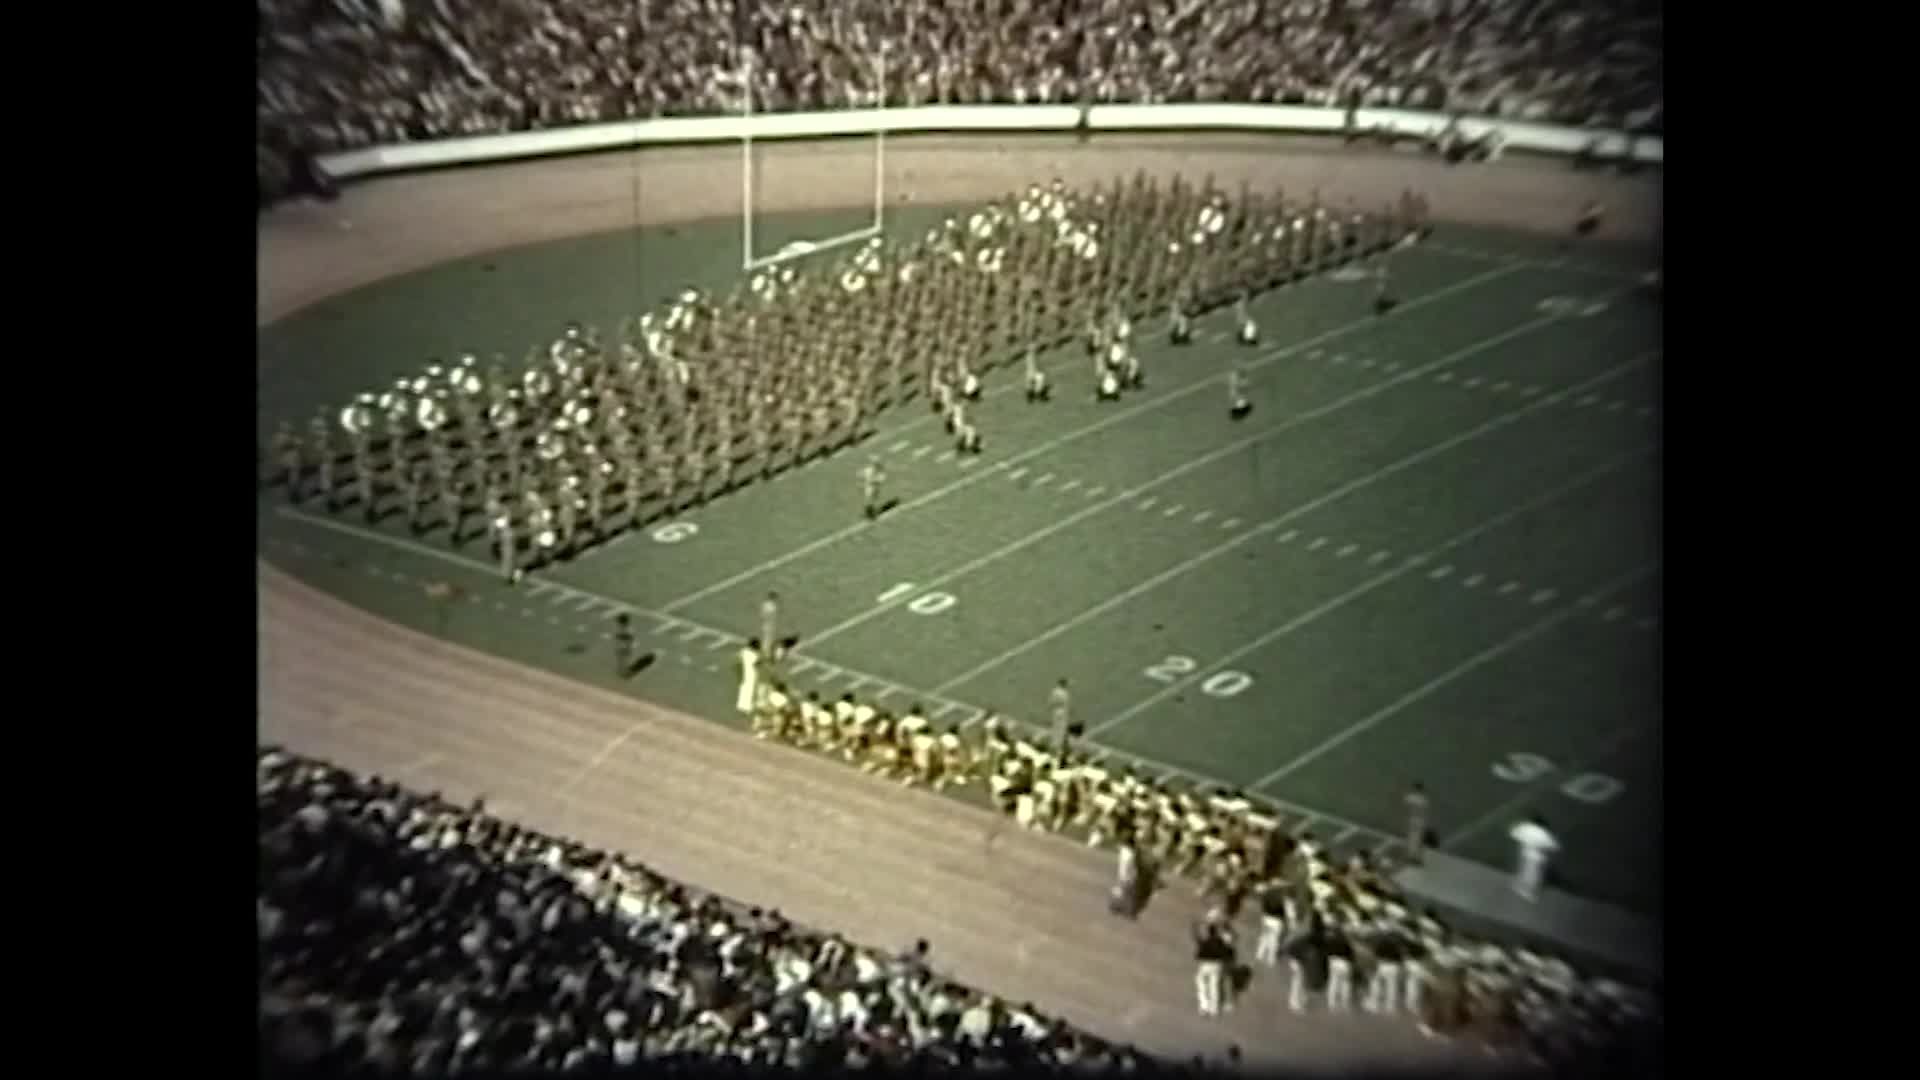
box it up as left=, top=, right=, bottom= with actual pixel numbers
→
left=263, top=513, right=1399, bottom=850
left=927, top=355, right=1651, bottom=694
left=655, top=263, right=1526, bottom=613
left=800, top=287, right=1602, bottom=650
left=1250, top=563, right=1657, bottom=791
left=1082, top=431, right=1656, bottom=745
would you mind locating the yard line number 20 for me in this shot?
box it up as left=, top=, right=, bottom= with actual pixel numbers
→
left=1142, top=655, right=1254, bottom=698
left=1491, top=751, right=1625, bottom=805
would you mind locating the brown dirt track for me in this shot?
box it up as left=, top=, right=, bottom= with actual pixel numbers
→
left=258, top=134, right=1659, bottom=1074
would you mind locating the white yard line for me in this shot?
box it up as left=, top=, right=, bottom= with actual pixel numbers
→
left=799, top=299, right=1584, bottom=652
left=270, top=506, right=1402, bottom=850
left=655, top=265, right=1525, bottom=614
left=1251, top=565, right=1656, bottom=791
left=1081, top=442, right=1654, bottom=744
left=928, top=358, right=1650, bottom=696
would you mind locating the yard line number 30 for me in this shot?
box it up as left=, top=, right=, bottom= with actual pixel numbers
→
left=1142, top=655, right=1254, bottom=698
left=1491, top=751, right=1625, bottom=804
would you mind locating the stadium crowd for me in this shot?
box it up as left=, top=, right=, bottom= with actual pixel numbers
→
left=257, top=0, right=1662, bottom=202
left=260, top=746, right=1162, bottom=1074
left=738, top=658, right=1662, bottom=1071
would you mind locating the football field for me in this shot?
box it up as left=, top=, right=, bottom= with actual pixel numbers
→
left=258, top=208, right=1662, bottom=935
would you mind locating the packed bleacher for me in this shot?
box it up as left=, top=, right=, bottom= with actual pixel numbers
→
left=259, top=745, right=1167, bottom=1073
left=256, top=0, right=1663, bottom=203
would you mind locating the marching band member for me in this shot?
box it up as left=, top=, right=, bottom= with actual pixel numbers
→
left=1023, top=348, right=1051, bottom=402
left=954, top=415, right=982, bottom=455
left=860, top=458, right=886, bottom=521
left=1235, top=295, right=1259, bottom=346
left=1228, top=368, right=1252, bottom=420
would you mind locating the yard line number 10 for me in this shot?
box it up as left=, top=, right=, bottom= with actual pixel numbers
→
left=1142, top=655, right=1254, bottom=698
left=1491, top=751, right=1625, bottom=805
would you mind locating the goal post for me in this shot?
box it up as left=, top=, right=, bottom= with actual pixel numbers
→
left=739, top=48, right=888, bottom=272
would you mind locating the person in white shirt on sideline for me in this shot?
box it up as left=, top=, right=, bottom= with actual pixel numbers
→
left=1254, top=884, right=1286, bottom=967
left=760, top=592, right=779, bottom=665
left=1110, top=836, right=1140, bottom=918
left=1509, top=814, right=1559, bottom=902
left=1048, top=678, right=1072, bottom=750
left=735, top=638, right=761, bottom=717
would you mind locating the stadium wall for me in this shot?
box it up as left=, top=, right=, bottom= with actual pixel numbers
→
left=318, top=102, right=1666, bottom=178
left=315, top=104, right=1661, bottom=180
left=267, top=132, right=1660, bottom=325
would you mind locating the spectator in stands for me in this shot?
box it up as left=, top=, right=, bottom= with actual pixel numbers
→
left=257, top=747, right=1156, bottom=1073
left=255, top=0, right=1662, bottom=206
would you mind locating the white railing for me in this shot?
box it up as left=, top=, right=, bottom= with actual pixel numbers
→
left=315, top=104, right=1661, bottom=181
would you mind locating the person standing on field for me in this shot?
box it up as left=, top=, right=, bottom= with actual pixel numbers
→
left=1405, top=782, right=1430, bottom=865
left=736, top=638, right=762, bottom=718
left=760, top=591, right=781, bottom=669
left=613, top=612, right=637, bottom=680
left=860, top=458, right=886, bottom=521
left=1049, top=678, right=1072, bottom=751
left=1509, top=814, right=1559, bottom=901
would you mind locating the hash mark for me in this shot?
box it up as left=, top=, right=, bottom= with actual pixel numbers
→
left=1521, top=386, right=1541, bottom=397
left=1463, top=573, right=1485, bottom=588
left=1059, top=479, right=1081, bottom=493
left=1279, top=529, right=1299, bottom=543
left=1337, top=543, right=1358, bottom=558
left=1462, top=376, right=1483, bottom=389
left=1162, top=504, right=1184, bottom=517
left=1498, top=582, right=1520, bottom=596
left=1607, top=400, right=1625, bottom=413
left=1492, top=381, right=1512, bottom=392
left=1531, top=589, right=1557, bottom=605
left=1139, top=496, right=1158, bottom=511
left=1603, top=606, right=1626, bottom=622
left=1435, top=371, right=1454, bottom=383
left=1221, top=517, right=1242, bottom=530
left=936, top=450, right=955, bottom=464
left=889, top=439, right=909, bottom=453
left=1008, top=467, right=1029, bottom=481
left=1369, top=550, right=1391, bottom=565
left=1193, top=510, right=1213, bottom=524
left=1429, top=565, right=1454, bottom=580
left=1578, top=394, right=1599, bottom=407
left=1307, top=536, right=1328, bottom=551
left=1085, top=485, right=1106, bottom=498
left=1034, top=473, right=1055, bottom=487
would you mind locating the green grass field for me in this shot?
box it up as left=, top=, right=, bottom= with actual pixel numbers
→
left=258, top=206, right=1662, bottom=927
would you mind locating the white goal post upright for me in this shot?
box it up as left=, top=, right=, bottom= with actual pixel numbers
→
left=740, top=47, right=887, bottom=272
